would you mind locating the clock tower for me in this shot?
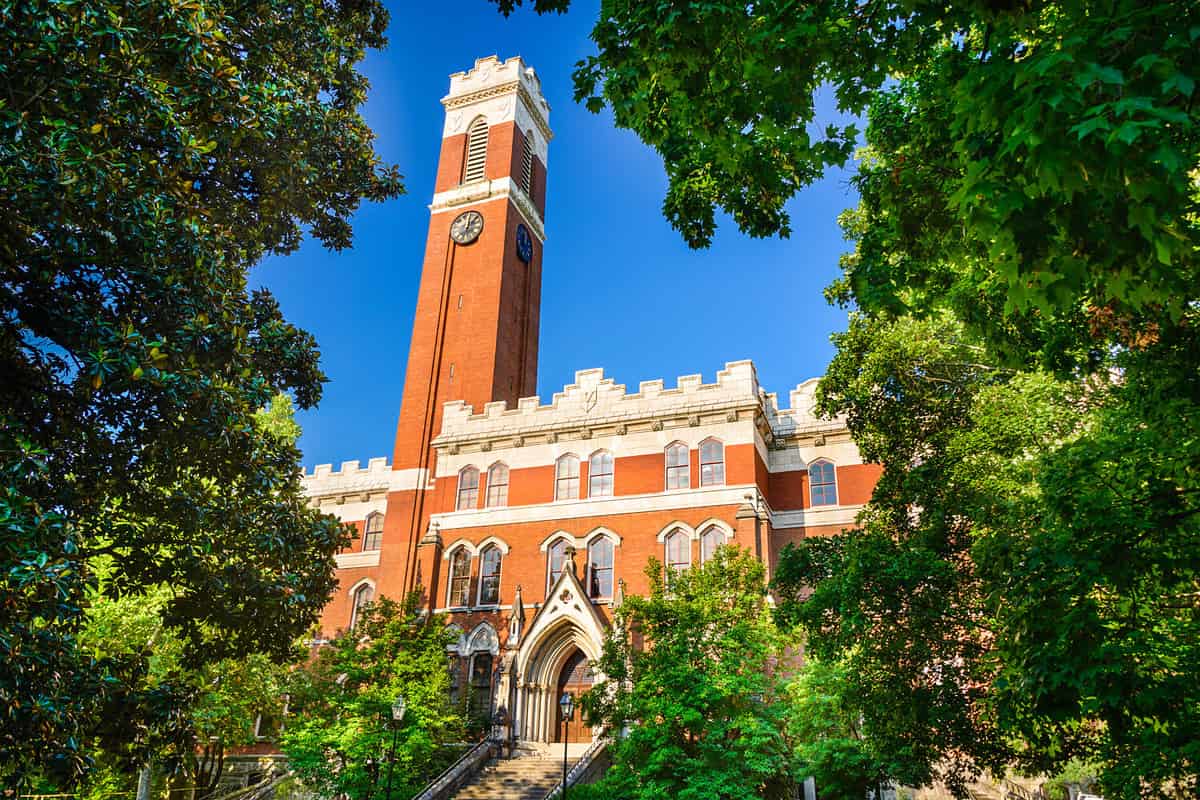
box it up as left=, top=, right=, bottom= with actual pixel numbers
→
left=386, top=56, right=552, bottom=595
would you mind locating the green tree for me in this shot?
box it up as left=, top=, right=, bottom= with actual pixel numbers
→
left=777, top=314, right=1199, bottom=797
left=1, top=0, right=399, bottom=785
left=577, top=547, right=792, bottom=800
left=278, top=594, right=466, bottom=800
left=782, top=656, right=889, bottom=800
left=491, top=1, right=1199, bottom=796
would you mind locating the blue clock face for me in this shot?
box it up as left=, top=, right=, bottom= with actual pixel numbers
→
left=516, top=224, right=533, bottom=263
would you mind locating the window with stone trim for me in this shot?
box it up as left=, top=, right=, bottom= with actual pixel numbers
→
left=547, top=538, right=568, bottom=590
left=588, top=450, right=614, bottom=498
left=699, top=438, right=725, bottom=487
left=463, top=116, right=488, bottom=183
left=447, top=548, right=471, bottom=608
left=587, top=536, right=614, bottom=599
left=457, top=466, right=480, bottom=510
left=555, top=454, right=580, bottom=501
left=478, top=545, right=502, bottom=606
left=809, top=459, right=838, bottom=506
left=665, top=443, right=689, bottom=490
left=486, top=462, right=509, bottom=508
left=362, top=512, right=384, bottom=551
left=349, top=582, right=374, bottom=630
left=665, top=528, right=690, bottom=574
left=700, top=525, right=726, bottom=563
left=469, top=652, right=493, bottom=718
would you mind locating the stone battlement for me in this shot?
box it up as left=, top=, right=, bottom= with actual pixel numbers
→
left=436, top=361, right=839, bottom=443
left=303, top=456, right=392, bottom=498
left=444, top=55, right=550, bottom=129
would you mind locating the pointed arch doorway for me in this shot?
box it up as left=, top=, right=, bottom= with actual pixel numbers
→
left=554, top=648, right=593, bottom=743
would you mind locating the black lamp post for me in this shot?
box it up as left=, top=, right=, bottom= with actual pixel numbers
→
left=558, top=691, right=574, bottom=800
left=383, top=694, right=406, bottom=800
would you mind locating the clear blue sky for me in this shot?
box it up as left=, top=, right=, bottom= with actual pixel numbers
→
left=252, top=1, right=861, bottom=469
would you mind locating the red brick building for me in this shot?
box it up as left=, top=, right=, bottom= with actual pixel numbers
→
left=303, top=55, right=879, bottom=747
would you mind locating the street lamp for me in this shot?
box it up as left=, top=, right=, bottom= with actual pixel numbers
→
left=558, top=692, right=574, bottom=800
left=383, top=694, right=406, bottom=800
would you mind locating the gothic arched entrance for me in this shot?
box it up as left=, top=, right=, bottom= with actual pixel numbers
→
left=554, top=648, right=593, bottom=743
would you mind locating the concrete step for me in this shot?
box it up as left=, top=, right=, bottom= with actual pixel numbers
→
left=450, top=755, right=577, bottom=800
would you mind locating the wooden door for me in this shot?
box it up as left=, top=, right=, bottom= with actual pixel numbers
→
left=554, top=649, right=593, bottom=743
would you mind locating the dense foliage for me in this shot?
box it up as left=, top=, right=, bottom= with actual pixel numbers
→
left=776, top=313, right=1199, bottom=797
left=577, top=548, right=792, bottom=800
left=1, top=0, right=400, bottom=784
left=495, top=0, right=1199, bottom=796
left=279, top=595, right=467, bottom=800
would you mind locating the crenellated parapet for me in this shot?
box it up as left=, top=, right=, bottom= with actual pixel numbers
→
left=303, top=456, right=392, bottom=500
left=433, top=361, right=845, bottom=455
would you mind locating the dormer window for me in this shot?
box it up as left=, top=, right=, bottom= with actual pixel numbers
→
left=463, top=117, right=488, bottom=183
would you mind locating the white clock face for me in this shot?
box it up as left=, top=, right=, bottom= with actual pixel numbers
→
left=450, top=210, right=484, bottom=245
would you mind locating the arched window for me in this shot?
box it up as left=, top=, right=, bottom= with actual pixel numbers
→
left=665, top=528, right=690, bottom=573
left=469, top=652, right=493, bottom=717
left=665, top=443, right=689, bottom=490
left=349, top=582, right=374, bottom=630
left=547, top=538, right=569, bottom=589
left=555, top=454, right=580, bottom=501
left=486, top=463, right=509, bottom=508
left=700, top=525, right=726, bottom=563
left=699, top=439, right=725, bottom=487
left=447, top=548, right=471, bottom=608
left=362, top=512, right=384, bottom=551
left=587, top=537, right=614, bottom=599
left=589, top=451, right=614, bottom=498
left=809, top=459, right=838, bottom=506
left=478, top=545, right=503, bottom=606
left=520, top=130, right=534, bottom=194
left=457, top=466, right=480, bottom=511
left=463, top=116, right=489, bottom=183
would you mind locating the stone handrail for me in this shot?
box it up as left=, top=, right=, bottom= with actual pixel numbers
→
left=410, top=738, right=497, bottom=800
left=541, top=736, right=609, bottom=800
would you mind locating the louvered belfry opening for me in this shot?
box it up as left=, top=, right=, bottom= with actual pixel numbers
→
left=520, top=131, right=534, bottom=194
left=463, top=116, right=489, bottom=182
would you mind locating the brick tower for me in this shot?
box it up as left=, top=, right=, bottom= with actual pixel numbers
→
left=386, top=56, right=552, bottom=599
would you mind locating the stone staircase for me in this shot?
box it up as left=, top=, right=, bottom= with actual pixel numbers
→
left=450, top=744, right=584, bottom=800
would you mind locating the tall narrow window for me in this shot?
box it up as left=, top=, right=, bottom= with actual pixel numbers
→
left=486, top=463, right=509, bottom=508
left=665, top=443, right=690, bottom=490
left=809, top=459, right=838, bottom=506
left=555, top=455, right=580, bottom=500
left=665, top=529, right=690, bottom=574
left=362, top=512, right=383, bottom=551
left=457, top=466, right=479, bottom=511
left=547, top=538, right=568, bottom=589
left=520, top=131, right=534, bottom=194
left=588, top=451, right=614, bottom=498
left=349, top=582, right=374, bottom=630
left=463, top=117, right=489, bottom=183
left=699, top=439, right=725, bottom=487
left=447, top=549, right=471, bottom=607
left=470, top=653, right=493, bottom=717
left=587, top=537, right=614, bottom=599
left=478, top=545, right=502, bottom=606
left=700, top=526, right=726, bottom=563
